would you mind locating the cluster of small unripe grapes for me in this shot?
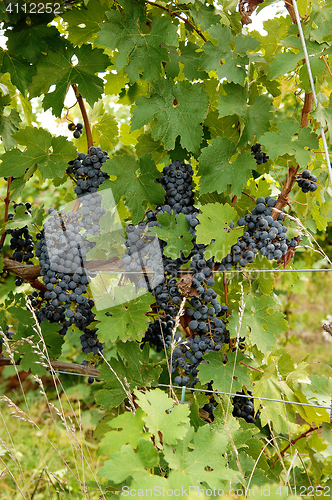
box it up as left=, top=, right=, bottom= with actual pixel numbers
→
left=232, top=390, right=259, bottom=424
left=68, top=121, right=83, bottom=139
left=296, top=169, right=318, bottom=193
left=66, top=146, right=110, bottom=196
left=251, top=143, right=269, bottom=165
left=219, top=196, right=300, bottom=271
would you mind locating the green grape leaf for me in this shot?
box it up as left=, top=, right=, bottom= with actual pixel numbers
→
left=195, top=203, right=242, bottom=260
left=6, top=18, right=60, bottom=63
left=9, top=307, right=63, bottom=376
left=5, top=205, right=44, bottom=232
left=29, top=40, right=110, bottom=117
left=135, top=389, right=190, bottom=447
left=311, top=92, right=332, bottom=135
left=0, top=127, right=77, bottom=179
left=98, top=439, right=159, bottom=483
left=254, top=256, right=275, bottom=295
left=131, top=79, right=209, bottom=155
left=198, top=137, right=253, bottom=197
left=1, top=50, right=36, bottom=93
left=217, top=83, right=273, bottom=143
left=104, top=68, right=129, bottom=96
left=163, top=424, right=238, bottom=487
left=154, top=213, right=193, bottom=259
left=205, top=110, right=240, bottom=143
left=0, top=108, right=21, bottom=149
left=92, top=112, right=118, bottom=151
left=305, top=375, right=332, bottom=407
left=99, top=408, right=151, bottom=455
left=250, top=18, right=291, bottom=63
left=95, top=294, right=153, bottom=343
left=135, top=134, right=165, bottom=163
left=96, top=343, right=162, bottom=410
left=189, top=1, right=225, bottom=31
left=101, top=154, right=164, bottom=224
left=227, top=293, right=288, bottom=355
left=62, top=0, right=107, bottom=46
left=253, top=366, right=299, bottom=434
left=260, top=119, right=319, bottom=167
left=198, top=351, right=252, bottom=393
left=267, top=36, right=325, bottom=79
left=97, top=11, right=178, bottom=83
left=307, top=0, right=332, bottom=42
left=200, top=26, right=259, bottom=86
left=174, top=41, right=208, bottom=81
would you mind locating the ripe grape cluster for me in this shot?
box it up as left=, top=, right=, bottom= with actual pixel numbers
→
left=66, top=146, right=110, bottom=196
left=29, top=147, right=112, bottom=358
left=120, top=159, right=231, bottom=388
left=140, top=315, right=175, bottom=352
left=6, top=202, right=35, bottom=285
left=296, top=169, right=318, bottom=193
left=158, top=160, right=196, bottom=215
left=68, top=121, right=83, bottom=139
left=218, top=196, right=300, bottom=271
left=232, top=390, right=259, bottom=424
left=251, top=143, right=269, bottom=165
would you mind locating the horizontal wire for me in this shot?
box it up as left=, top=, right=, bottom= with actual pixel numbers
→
left=157, top=384, right=331, bottom=410
left=48, top=370, right=331, bottom=411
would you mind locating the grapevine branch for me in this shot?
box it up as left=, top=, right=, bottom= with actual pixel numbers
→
left=71, top=84, right=93, bottom=214
left=144, top=1, right=208, bottom=43
left=71, top=84, right=93, bottom=151
left=273, top=425, right=322, bottom=464
left=300, top=92, right=313, bottom=128
left=0, top=357, right=100, bottom=377
left=272, top=164, right=299, bottom=220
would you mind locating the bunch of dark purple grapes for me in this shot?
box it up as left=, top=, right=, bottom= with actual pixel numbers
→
left=68, top=121, right=83, bottom=139
left=251, top=143, right=269, bottom=165
left=296, top=169, right=318, bottom=193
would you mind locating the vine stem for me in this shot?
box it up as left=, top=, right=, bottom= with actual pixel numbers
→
left=273, top=425, right=322, bottom=464
left=223, top=271, right=229, bottom=318
left=0, top=177, right=12, bottom=246
left=71, top=84, right=93, bottom=151
left=272, top=165, right=299, bottom=220
left=145, top=0, right=207, bottom=42
left=71, top=84, right=93, bottom=213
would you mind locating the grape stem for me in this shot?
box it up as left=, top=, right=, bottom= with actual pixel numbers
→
left=239, top=361, right=264, bottom=373
left=300, top=92, right=313, bottom=128
left=0, top=176, right=12, bottom=246
left=71, top=84, right=93, bottom=151
left=273, top=425, right=322, bottom=464
left=223, top=271, right=229, bottom=318
left=144, top=0, right=208, bottom=43
left=272, top=164, right=299, bottom=220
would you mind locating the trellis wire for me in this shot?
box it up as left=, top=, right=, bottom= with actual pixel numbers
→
left=158, top=384, right=332, bottom=410
left=292, top=0, right=332, bottom=189
left=48, top=369, right=332, bottom=412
